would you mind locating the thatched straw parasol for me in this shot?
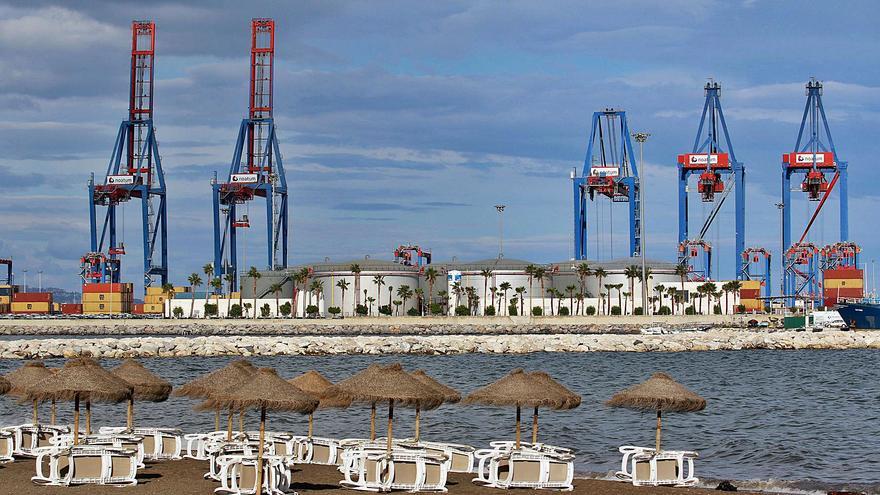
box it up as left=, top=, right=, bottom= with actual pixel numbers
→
left=112, top=359, right=172, bottom=430
left=409, top=370, right=460, bottom=442
left=25, top=358, right=131, bottom=444
left=204, top=368, right=318, bottom=495
left=174, top=359, right=255, bottom=439
left=464, top=369, right=579, bottom=448
left=288, top=370, right=351, bottom=438
left=527, top=371, right=581, bottom=443
left=5, top=361, right=53, bottom=425
left=0, top=375, right=9, bottom=396
left=326, top=363, right=443, bottom=452
left=606, top=372, right=706, bottom=451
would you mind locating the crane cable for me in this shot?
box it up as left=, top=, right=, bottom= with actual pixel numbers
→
left=797, top=171, right=840, bottom=246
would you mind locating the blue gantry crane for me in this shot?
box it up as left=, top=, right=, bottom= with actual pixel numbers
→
left=741, top=247, right=772, bottom=302
left=676, top=80, right=745, bottom=281
left=572, top=109, right=641, bottom=260
left=88, top=21, right=168, bottom=288
left=782, top=78, right=849, bottom=305
left=212, top=18, right=288, bottom=290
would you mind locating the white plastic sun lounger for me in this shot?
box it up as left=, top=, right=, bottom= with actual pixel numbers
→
left=297, top=436, right=342, bottom=465
left=616, top=445, right=699, bottom=487
left=0, top=430, right=14, bottom=462
left=99, top=426, right=184, bottom=461
left=9, top=424, right=70, bottom=457
left=214, top=454, right=291, bottom=495
left=51, top=432, right=146, bottom=469
left=488, top=448, right=574, bottom=491
left=32, top=445, right=139, bottom=486
left=340, top=445, right=449, bottom=492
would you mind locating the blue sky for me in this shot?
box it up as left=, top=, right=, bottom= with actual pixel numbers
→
left=0, top=1, right=878, bottom=291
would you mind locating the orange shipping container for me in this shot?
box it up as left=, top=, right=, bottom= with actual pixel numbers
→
left=13, top=292, right=53, bottom=303
left=83, top=283, right=133, bottom=294
left=824, top=278, right=863, bottom=289
left=12, top=302, right=51, bottom=313
left=823, top=269, right=864, bottom=280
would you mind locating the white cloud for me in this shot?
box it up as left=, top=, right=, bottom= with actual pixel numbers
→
left=0, top=7, right=125, bottom=51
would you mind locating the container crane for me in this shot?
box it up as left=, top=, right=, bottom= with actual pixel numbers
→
left=676, top=81, right=745, bottom=281
left=88, top=20, right=168, bottom=288
left=212, top=18, right=288, bottom=290
left=782, top=78, right=848, bottom=305
left=572, top=109, right=641, bottom=260
left=741, top=247, right=771, bottom=301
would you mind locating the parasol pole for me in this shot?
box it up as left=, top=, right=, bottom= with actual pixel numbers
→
left=386, top=399, right=394, bottom=453
left=73, top=396, right=80, bottom=445
left=32, top=399, right=38, bottom=425
left=655, top=409, right=662, bottom=452
left=127, top=396, right=134, bottom=430
left=370, top=402, right=376, bottom=441
left=239, top=410, right=245, bottom=433
left=515, top=405, right=521, bottom=449
left=51, top=399, right=56, bottom=424
left=227, top=408, right=234, bottom=441
left=532, top=406, right=539, bottom=444
left=214, top=410, right=220, bottom=431
left=85, top=399, right=91, bottom=435
left=307, top=413, right=313, bottom=438
left=255, top=405, right=266, bottom=495
left=414, top=405, right=421, bottom=443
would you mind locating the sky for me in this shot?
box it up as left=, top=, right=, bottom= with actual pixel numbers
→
left=0, top=0, right=879, bottom=292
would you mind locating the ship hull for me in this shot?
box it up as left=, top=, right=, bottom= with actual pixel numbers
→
left=835, top=302, right=880, bottom=330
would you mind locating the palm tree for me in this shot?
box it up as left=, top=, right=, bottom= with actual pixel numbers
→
left=188, top=273, right=202, bottom=318
left=675, top=264, right=689, bottom=314
left=209, top=277, right=222, bottom=318
left=336, top=279, right=350, bottom=315
left=373, top=275, right=386, bottom=309
left=566, top=285, right=577, bottom=315
left=480, top=268, right=493, bottom=315
left=366, top=296, right=376, bottom=315
left=270, top=282, right=283, bottom=317
left=224, top=272, right=235, bottom=297
left=247, top=266, right=261, bottom=319
left=309, top=280, right=323, bottom=315
left=604, top=284, right=614, bottom=314
left=437, top=289, right=448, bottom=315
left=703, top=282, right=718, bottom=314
left=598, top=292, right=606, bottom=315
left=623, top=292, right=631, bottom=314
left=546, top=287, right=555, bottom=316
left=299, top=268, right=312, bottom=306
left=499, top=282, right=511, bottom=316
left=387, top=286, right=393, bottom=314
left=414, top=288, right=424, bottom=315
left=202, top=263, right=214, bottom=313
left=666, top=286, right=678, bottom=315
left=515, top=286, right=526, bottom=315
left=533, top=267, right=547, bottom=314
left=451, top=281, right=464, bottom=312
left=576, top=263, right=591, bottom=315
left=397, top=285, right=413, bottom=314
left=637, top=267, right=653, bottom=314
left=614, top=283, right=624, bottom=312
left=727, top=280, right=742, bottom=313
left=424, top=267, right=439, bottom=308
left=655, top=284, right=666, bottom=313
left=524, top=265, right=537, bottom=312
left=350, top=264, right=361, bottom=309
left=291, top=271, right=305, bottom=317
left=624, top=265, right=640, bottom=314
left=593, top=267, right=608, bottom=314
left=161, top=283, right=175, bottom=319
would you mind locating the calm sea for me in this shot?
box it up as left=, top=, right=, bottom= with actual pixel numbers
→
left=1, top=349, right=877, bottom=494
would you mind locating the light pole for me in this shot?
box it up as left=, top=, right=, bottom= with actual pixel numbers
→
left=776, top=202, right=785, bottom=311
left=38, top=270, right=43, bottom=292
left=23, top=269, right=28, bottom=293
left=494, top=205, right=506, bottom=259
left=632, top=132, right=651, bottom=315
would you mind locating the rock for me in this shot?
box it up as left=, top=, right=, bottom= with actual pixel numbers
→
left=716, top=480, right=737, bottom=491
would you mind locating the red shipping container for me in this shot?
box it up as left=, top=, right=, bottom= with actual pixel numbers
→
left=60, top=304, right=83, bottom=315
left=132, top=304, right=144, bottom=315
left=824, top=288, right=863, bottom=297
left=13, top=292, right=53, bottom=303
left=823, top=268, right=863, bottom=280
left=738, top=289, right=760, bottom=299
left=83, top=283, right=133, bottom=293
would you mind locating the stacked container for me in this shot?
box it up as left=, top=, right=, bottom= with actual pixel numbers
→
left=60, top=303, right=83, bottom=315
left=82, top=283, right=133, bottom=314
left=823, top=268, right=864, bottom=306
left=739, top=280, right=764, bottom=312
left=12, top=292, right=53, bottom=314
left=0, top=284, right=18, bottom=313
left=143, top=287, right=168, bottom=314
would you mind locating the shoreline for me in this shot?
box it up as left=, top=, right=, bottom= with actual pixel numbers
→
left=0, top=327, right=876, bottom=359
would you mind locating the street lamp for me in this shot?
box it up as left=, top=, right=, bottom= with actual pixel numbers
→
left=23, top=269, right=28, bottom=293
left=632, top=132, right=651, bottom=315
left=776, top=202, right=785, bottom=309
left=494, top=204, right=506, bottom=259
left=38, top=270, right=43, bottom=292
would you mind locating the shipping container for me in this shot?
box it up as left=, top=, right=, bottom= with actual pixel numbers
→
left=82, top=292, right=134, bottom=303
left=146, top=287, right=164, bottom=296
left=143, top=303, right=163, bottom=313
left=740, top=280, right=762, bottom=290
left=12, top=302, right=51, bottom=313
left=0, top=295, right=10, bottom=305
left=60, top=303, right=83, bottom=315
left=738, top=289, right=760, bottom=299
left=83, top=283, right=133, bottom=294
left=13, top=292, right=53, bottom=303
left=173, top=286, right=192, bottom=294
left=823, top=268, right=864, bottom=280
left=144, top=295, right=166, bottom=304
left=132, top=303, right=144, bottom=315
left=82, top=302, right=131, bottom=314
left=824, top=278, right=863, bottom=289
left=0, top=285, right=19, bottom=296
left=0, top=303, right=9, bottom=314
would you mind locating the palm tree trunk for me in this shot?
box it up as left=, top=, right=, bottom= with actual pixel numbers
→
left=190, top=292, right=196, bottom=319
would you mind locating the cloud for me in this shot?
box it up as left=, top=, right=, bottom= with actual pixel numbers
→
left=0, top=6, right=125, bottom=51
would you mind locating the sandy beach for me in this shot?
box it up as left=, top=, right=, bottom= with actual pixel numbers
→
left=0, top=458, right=765, bottom=495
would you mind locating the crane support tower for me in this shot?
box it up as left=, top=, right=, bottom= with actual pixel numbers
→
left=782, top=78, right=848, bottom=305
left=81, top=252, right=121, bottom=285
left=784, top=242, right=820, bottom=306
left=820, top=242, right=860, bottom=271
left=0, top=259, right=11, bottom=285
left=212, top=18, right=289, bottom=290
left=88, top=21, right=167, bottom=288
left=741, top=247, right=772, bottom=301
left=678, top=240, right=712, bottom=281
left=676, top=81, right=745, bottom=280
left=572, top=109, right=641, bottom=260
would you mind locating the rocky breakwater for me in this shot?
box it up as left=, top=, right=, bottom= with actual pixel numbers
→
left=0, top=329, right=878, bottom=359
